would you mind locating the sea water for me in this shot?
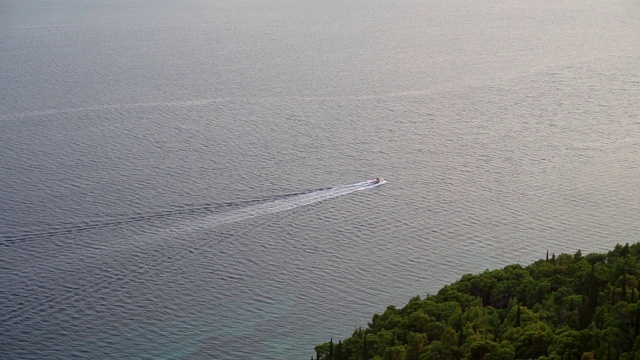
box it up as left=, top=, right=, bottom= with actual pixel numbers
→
left=1, top=0, right=639, bottom=358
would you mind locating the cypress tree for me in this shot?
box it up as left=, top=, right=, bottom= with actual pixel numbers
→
left=456, top=313, right=464, bottom=360
left=336, top=340, right=342, bottom=360
left=363, top=330, right=368, bottom=360
left=579, top=294, right=591, bottom=329
left=636, top=304, right=640, bottom=338
left=588, top=264, right=599, bottom=314
left=457, top=327, right=464, bottom=360
left=329, top=338, right=333, bottom=360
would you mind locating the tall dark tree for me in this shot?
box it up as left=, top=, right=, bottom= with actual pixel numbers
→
left=457, top=314, right=464, bottom=360
left=636, top=304, right=640, bottom=338
left=587, top=264, right=599, bottom=314
left=362, top=330, right=368, bottom=360
left=329, top=338, right=333, bottom=360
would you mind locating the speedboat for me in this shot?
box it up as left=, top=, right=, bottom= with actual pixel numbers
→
left=371, top=177, right=385, bottom=184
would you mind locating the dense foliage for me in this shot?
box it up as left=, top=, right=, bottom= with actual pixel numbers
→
left=314, top=243, right=640, bottom=360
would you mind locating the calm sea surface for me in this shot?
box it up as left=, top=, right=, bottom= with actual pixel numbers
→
left=1, top=0, right=639, bottom=358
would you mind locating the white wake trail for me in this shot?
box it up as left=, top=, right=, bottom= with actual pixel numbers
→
left=162, top=181, right=382, bottom=236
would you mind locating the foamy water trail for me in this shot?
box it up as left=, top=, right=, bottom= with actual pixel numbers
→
left=0, top=181, right=384, bottom=248
left=162, top=180, right=384, bottom=236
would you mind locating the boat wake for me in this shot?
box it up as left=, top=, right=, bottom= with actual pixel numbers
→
left=1, top=180, right=385, bottom=246
left=160, top=180, right=384, bottom=236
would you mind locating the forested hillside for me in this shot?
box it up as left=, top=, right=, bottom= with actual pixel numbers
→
left=314, top=243, right=640, bottom=360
